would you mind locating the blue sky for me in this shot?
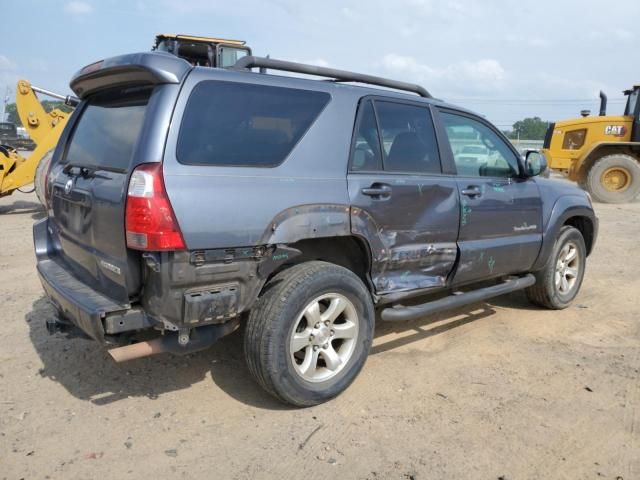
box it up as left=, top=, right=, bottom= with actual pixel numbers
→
left=1, top=0, right=638, bottom=129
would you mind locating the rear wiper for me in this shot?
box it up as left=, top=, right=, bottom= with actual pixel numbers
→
left=63, top=164, right=121, bottom=179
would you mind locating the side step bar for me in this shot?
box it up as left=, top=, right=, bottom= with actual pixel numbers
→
left=381, top=274, right=536, bottom=322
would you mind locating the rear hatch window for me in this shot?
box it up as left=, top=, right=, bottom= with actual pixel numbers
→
left=177, top=81, right=330, bottom=167
left=62, top=89, right=149, bottom=171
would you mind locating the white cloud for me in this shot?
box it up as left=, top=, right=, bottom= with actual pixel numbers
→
left=380, top=54, right=506, bottom=95
left=64, top=1, right=94, bottom=15
left=614, top=29, right=634, bottom=40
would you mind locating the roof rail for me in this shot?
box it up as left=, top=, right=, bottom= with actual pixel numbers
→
left=233, top=56, right=432, bottom=98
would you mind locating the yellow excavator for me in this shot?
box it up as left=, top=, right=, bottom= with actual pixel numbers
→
left=542, top=86, right=640, bottom=203
left=0, top=81, right=77, bottom=203
left=0, top=34, right=251, bottom=205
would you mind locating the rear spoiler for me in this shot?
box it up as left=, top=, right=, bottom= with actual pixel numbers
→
left=70, top=52, right=192, bottom=98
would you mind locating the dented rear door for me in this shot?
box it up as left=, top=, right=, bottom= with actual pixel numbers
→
left=348, top=98, right=460, bottom=295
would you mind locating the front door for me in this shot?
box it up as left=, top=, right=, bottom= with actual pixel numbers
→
left=437, top=109, right=543, bottom=286
left=348, top=98, right=460, bottom=295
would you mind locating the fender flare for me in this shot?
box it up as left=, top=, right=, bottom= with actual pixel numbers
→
left=259, top=204, right=352, bottom=245
left=531, top=194, right=597, bottom=271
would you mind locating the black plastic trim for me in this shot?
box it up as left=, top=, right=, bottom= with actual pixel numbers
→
left=381, top=274, right=535, bottom=322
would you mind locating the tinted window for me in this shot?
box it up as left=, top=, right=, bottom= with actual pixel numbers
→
left=441, top=112, right=519, bottom=178
left=375, top=101, right=441, bottom=174
left=178, top=81, right=330, bottom=167
left=350, top=100, right=382, bottom=172
left=63, top=89, right=149, bottom=171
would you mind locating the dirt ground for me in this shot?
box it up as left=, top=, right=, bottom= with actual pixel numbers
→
left=1, top=189, right=639, bottom=480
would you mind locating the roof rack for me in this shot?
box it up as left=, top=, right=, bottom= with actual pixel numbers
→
left=232, top=56, right=432, bottom=98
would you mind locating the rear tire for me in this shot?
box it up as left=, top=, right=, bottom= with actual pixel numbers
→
left=526, top=226, right=586, bottom=309
left=585, top=153, right=640, bottom=203
left=244, top=261, right=374, bottom=407
left=34, top=149, right=53, bottom=206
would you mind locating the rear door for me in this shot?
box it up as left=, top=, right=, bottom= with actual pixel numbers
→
left=436, top=109, right=543, bottom=286
left=348, top=98, right=460, bottom=295
left=48, top=87, right=153, bottom=303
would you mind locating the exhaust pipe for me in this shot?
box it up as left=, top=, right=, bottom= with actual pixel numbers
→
left=109, top=338, right=165, bottom=362
left=108, top=318, right=240, bottom=362
left=599, top=90, right=607, bottom=116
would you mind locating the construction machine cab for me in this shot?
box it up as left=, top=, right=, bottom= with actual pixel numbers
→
left=152, top=34, right=251, bottom=68
left=623, top=85, right=640, bottom=142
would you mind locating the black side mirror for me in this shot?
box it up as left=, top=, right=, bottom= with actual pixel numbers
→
left=524, top=150, right=548, bottom=177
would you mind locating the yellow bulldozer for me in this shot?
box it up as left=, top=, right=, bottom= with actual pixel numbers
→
left=542, top=86, right=640, bottom=203
left=0, top=34, right=251, bottom=205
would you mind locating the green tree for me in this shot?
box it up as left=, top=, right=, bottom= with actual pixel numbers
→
left=3, top=100, right=73, bottom=127
left=509, top=117, right=549, bottom=140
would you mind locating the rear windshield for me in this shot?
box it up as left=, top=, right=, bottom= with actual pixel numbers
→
left=63, top=88, right=150, bottom=171
left=177, top=81, right=330, bottom=167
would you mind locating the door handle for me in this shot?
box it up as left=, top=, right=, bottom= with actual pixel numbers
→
left=461, top=185, right=482, bottom=197
left=361, top=184, right=392, bottom=198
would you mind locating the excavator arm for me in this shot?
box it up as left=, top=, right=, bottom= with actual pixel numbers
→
left=0, top=80, right=78, bottom=199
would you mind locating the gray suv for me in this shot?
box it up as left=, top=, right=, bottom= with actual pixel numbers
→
left=34, top=52, right=597, bottom=406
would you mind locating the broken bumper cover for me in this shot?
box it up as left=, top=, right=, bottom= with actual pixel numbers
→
left=33, top=218, right=146, bottom=343
left=36, top=255, right=134, bottom=343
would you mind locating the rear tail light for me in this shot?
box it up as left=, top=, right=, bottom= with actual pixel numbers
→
left=125, top=163, right=185, bottom=251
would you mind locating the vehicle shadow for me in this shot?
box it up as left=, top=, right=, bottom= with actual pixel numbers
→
left=0, top=199, right=44, bottom=218
left=370, top=291, right=534, bottom=354
left=26, top=297, right=289, bottom=410
left=26, top=292, right=526, bottom=410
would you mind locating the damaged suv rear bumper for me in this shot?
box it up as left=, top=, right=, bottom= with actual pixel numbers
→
left=34, top=219, right=150, bottom=343
left=33, top=218, right=245, bottom=356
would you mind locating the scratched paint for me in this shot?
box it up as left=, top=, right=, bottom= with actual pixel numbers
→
left=350, top=208, right=457, bottom=294
left=461, top=198, right=472, bottom=226
left=488, top=256, right=495, bottom=274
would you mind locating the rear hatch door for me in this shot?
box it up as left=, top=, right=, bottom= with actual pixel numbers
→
left=49, top=87, right=151, bottom=304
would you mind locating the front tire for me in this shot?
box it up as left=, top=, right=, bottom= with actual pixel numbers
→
left=526, top=226, right=586, bottom=309
left=244, top=261, right=375, bottom=407
left=585, top=154, right=640, bottom=203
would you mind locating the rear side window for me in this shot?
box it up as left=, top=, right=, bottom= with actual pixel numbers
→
left=63, top=88, right=149, bottom=171
left=376, top=101, right=441, bottom=174
left=350, top=100, right=383, bottom=172
left=177, top=81, right=330, bottom=167
left=350, top=99, right=441, bottom=174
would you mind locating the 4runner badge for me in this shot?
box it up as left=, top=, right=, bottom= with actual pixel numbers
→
left=513, top=222, right=537, bottom=232
left=100, top=260, right=121, bottom=275
left=604, top=125, right=626, bottom=137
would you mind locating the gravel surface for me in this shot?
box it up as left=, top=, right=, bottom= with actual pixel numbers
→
left=1, top=191, right=639, bottom=479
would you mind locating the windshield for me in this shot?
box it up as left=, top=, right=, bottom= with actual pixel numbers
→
left=63, top=89, right=149, bottom=171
